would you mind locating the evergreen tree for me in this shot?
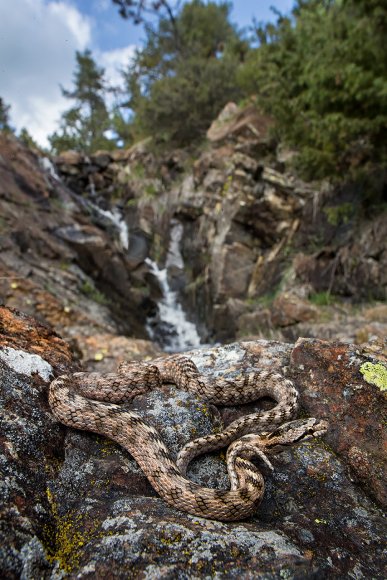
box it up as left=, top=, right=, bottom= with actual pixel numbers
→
left=19, top=128, right=39, bottom=150
left=239, top=0, right=387, bottom=180
left=121, top=1, right=246, bottom=145
left=0, top=98, right=13, bottom=132
left=49, top=50, right=114, bottom=154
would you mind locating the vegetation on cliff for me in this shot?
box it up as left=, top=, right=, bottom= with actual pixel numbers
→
left=239, top=0, right=387, bottom=182
left=2, top=0, right=386, bottom=191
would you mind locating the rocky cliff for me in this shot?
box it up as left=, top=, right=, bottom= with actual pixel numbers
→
left=0, top=132, right=161, bottom=367
left=1, top=103, right=386, bottom=354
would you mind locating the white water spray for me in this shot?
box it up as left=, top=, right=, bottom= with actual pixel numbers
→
left=40, top=157, right=61, bottom=181
left=91, top=204, right=129, bottom=250
left=146, top=220, right=201, bottom=352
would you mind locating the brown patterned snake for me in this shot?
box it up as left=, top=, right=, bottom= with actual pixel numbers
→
left=49, top=354, right=328, bottom=521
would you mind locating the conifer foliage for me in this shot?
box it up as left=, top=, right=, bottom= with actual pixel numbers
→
left=49, top=50, right=115, bottom=154
left=121, top=0, right=245, bottom=145
left=44, top=0, right=386, bottom=186
left=0, top=98, right=13, bottom=132
left=239, top=0, right=387, bottom=179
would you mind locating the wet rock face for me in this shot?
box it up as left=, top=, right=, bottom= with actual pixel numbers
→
left=0, top=132, right=159, bottom=361
left=1, top=307, right=386, bottom=578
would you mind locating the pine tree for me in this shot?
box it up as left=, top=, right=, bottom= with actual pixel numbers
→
left=49, top=50, right=115, bottom=154
left=0, top=98, right=13, bottom=132
left=239, top=0, right=387, bottom=181
left=19, top=128, right=40, bottom=150
left=120, top=1, right=246, bottom=146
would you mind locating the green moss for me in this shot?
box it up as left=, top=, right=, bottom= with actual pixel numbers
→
left=160, top=532, right=183, bottom=546
left=80, top=280, right=110, bottom=305
left=359, top=362, right=387, bottom=392
left=323, top=203, right=354, bottom=226
left=246, top=289, right=278, bottom=309
left=44, top=488, right=100, bottom=573
left=309, top=291, right=334, bottom=306
left=144, top=182, right=159, bottom=197
left=59, top=261, right=71, bottom=271
left=196, top=403, right=210, bottom=417
left=132, top=163, right=146, bottom=178
left=96, top=435, right=117, bottom=455
left=221, top=174, right=233, bottom=196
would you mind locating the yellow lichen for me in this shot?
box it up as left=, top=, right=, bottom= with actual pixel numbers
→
left=196, top=403, right=210, bottom=417
left=160, top=532, right=182, bottom=546
left=359, top=362, right=387, bottom=392
left=44, top=487, right=100, bottom=574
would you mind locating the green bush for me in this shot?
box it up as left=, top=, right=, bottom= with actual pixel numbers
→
left=238, top=0, right=387, bottom=182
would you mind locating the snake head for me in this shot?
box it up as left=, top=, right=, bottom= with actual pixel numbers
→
left=261, top=418, right=329, bottom=453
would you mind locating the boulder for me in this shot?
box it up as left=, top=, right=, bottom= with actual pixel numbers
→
left=216, top=242, right=256, bottom=299
left=207, top=103, right=273, bottom=146
left=89, top=150, right=113, bottom=168
left=1, top=310, right=385, bottom=577
left=271, top=292, right=319, bottom=327
left=55, top=150, right=84, bottom=166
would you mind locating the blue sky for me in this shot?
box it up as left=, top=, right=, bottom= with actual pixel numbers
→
left=0, top=0, right=294, bottom=146
left=73, top=1, right=295, bottom=51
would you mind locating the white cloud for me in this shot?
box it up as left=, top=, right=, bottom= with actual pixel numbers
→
left=0, top=0, right=92, bottom=147
left=0, top=0, right=136, bottom=147
left=99, top=45, right=137, bottom=89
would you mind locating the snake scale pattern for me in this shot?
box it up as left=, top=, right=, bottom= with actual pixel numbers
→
left=49, top=354, right=328, bottom=521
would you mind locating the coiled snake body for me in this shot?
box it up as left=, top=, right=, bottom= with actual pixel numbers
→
left=49, top=355, right=327, bottom=521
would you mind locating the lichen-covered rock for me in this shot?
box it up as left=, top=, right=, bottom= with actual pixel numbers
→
left=291, top=338, right=387, bottom=506
left=0, top=309, right=385, bottom=578
left=0, top=307, right=77, bottom=578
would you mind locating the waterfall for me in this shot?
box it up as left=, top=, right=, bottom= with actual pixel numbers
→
left=146, top=220, right=202, bottom=353
left=90, top=204, right=129, bottom=251
left=40, top=157, right=61, bottom=181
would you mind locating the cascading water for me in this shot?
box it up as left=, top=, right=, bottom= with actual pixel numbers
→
left=146, top=220, right=202, bottom=353
left=40, top=157, right=62, bottom=181
left=93, top=206, right=129, bottom=250
left=87, top=200, right=129, bottom=251
left=69, top=189, right=201, bottom=351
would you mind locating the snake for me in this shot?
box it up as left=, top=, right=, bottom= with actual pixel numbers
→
left=48, top=354, right=328, bottom=521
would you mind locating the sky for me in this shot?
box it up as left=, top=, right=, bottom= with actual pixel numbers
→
left=0, top=0, right=294, bottom=148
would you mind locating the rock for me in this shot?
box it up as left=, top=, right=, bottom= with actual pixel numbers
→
left=77, top=333, right=161, bottom=373
left=110, top=149, right=131, bottom=162
left=271, top=292, right=319, bottom=327
left=0, top=308, right=78, bottom=578
left=291, top=338, right=386, bottom=506
left=2, top=96, right=387, bottom=357
left=55, top=150, right=84, bottom=166
left=35, top=106, right=385, bottom=347
left=54, top=151, right=85, bottom=176
left=207, top=102, right=273, bottom=146
left=237, top=309, right=279, bottom=340
left=0, top=313, right=385, bottom=577
left=216, top=242, right=256, bottom=299
left=0, top=133, right=153, bottom=345
left=55, top=224, right=107, bottom=248
left=89, top=150, right=112, bottom=169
